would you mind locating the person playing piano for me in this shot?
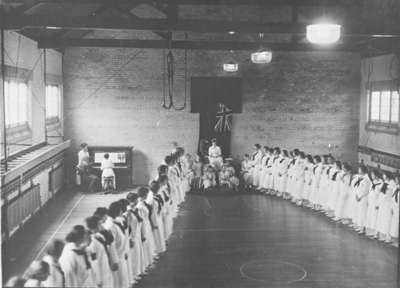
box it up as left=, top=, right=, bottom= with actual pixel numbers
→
left=101, top=153, right=116, bottom=191
left=208, top=138, right=223, bottom=171
left=77, top=143, right=99, bottom=193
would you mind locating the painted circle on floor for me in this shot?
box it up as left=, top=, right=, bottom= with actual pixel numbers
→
left=240, top=260, right=307, bottom=284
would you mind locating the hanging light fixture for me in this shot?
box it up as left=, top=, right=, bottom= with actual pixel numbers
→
left=223, top=62, right=239, bottom=72
left=306, top=23, right=341, bottom=45
left=251, top=33, right=272, bottom=64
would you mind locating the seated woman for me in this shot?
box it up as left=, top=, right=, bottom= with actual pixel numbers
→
left=101, top=153, right=116, bottom=191
left=203, top=165, right=217, bottom=191
left=208, top=138, right=223, bottom=171
left=77, top=143, right=99, bottom=193
left=241, top=154, right=253, bottom=189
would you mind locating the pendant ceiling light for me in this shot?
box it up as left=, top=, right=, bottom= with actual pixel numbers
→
left=306, top=23, right=341, bottom=45
left=251, top=51, right=272, bottom=64
left=223, top=62, right=239, bottom=72
left=250, top=32, right=272, bottom=65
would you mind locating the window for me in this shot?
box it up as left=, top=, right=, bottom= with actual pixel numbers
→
left=45, top=85, right=61, bottom=120
left=368, top=88, right=400, bottom=125
left=4, top=80, right=29, bottom=128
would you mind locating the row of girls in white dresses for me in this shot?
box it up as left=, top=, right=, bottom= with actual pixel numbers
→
left=241, top=145, right=400, bottom=244
left=6, top=148, right=193, bottom=288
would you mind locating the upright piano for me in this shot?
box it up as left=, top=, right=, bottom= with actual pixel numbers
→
left=88, top=146, right=133, bottom=189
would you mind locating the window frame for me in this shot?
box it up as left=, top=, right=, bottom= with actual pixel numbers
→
left=366, top=82, right=400, bottom=134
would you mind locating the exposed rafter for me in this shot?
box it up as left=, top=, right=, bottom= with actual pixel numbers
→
left=3, top=0, right=363, bottom=7
left=38, top=38, right=362, bottom=51
left=4, top=15, right=400, bottom=37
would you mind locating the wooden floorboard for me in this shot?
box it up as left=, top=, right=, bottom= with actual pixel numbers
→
left=2, top=192, right=398, bottom=288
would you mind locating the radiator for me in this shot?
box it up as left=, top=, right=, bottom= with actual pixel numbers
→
left=7, top=185, right=41, bottom=236
left=49, top=164, right=64, bottom=195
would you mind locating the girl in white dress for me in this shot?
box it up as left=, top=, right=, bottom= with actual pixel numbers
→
left=333, top=163, right=352, bottom=222
left=208, top=138, right=223, bottom=171
left=59, top=225, right=92, bottom=288
left=276, top=150, right=290, bottom=197
left=259, top=146, right=274, bottom=194
left=251, top=144, right=263, bottom=188
left=42, top=240, right=65, bottom=288
left=376, top=172, right=394, bottom=242
left=158, top=175, right=173, bottom=240
left=302, top=155, right=314, bottom=204
left=347, top=171, right=361, bottom=226
left=258, top=146, right=270, bottom=192
left=241, top=154, right=253, bottom=188
left=101, top=153, right=116, bottom=190
left=126, top=192, right=145, bottom=279
left=365, top=169, right=383, bottom=238
left=203, top=165, right=217, bottom=190
left=105, top=202, right=130, bottom=288
left=270, top=148, right=281, bottom=195
left=389, top=174, right=400, bottom=242
left=293, top=152, right=306, bottom=205
left=136, top=187, right=157, bottom=270
left=327, top=161, right=342, bottom=217
left=24, top=261, right=50, bottom=287
left=309, top=155, right=323, bottom=210
left=148, top=181, right=166, bottom=254
left=354, top=165, right=372, bottom=234
left=85, top=215, right=114, bottom=288
left=286, top=150, right=297, bottom=200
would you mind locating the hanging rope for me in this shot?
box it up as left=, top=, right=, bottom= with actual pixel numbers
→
left=161, top=32, right=188, bottom=111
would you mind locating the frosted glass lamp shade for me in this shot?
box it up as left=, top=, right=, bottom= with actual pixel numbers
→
left=306, top=24, right=341, bottom=45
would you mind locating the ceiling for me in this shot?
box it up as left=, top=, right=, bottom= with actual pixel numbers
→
left=1, top=0, right=400, bottom=54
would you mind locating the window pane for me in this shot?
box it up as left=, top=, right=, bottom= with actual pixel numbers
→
left=10, top=82, right=19, bottom=125
left=380, top=91, right=391, bottom=122
left=18, top=82, right=28, bottom=123
left=5, top=80, right=29, bottom=127
left=46, top=85, right=60, bottom=118
left=391, top=90, right=399, bottom=123
left=370, top=91, right=380, bottom=121
left=5, top=81, right=10, bottom=125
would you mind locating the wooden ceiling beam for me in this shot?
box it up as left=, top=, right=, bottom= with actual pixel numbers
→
left=37, top=38, right=361, bottom=51
left=3, top=0, right=361, bottom=7
left=0, top=15, right=307, bottom=34
left=4, top=15, right=400, bottom=37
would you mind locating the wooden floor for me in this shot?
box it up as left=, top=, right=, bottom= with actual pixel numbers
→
left=3, top=191, right=399, bottom=288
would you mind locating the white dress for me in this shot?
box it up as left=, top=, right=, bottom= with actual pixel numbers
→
left=251, top=150, right=263, bottom=187
left=390, top=184, right=400, bottom=238
left=258, top=154, right=270, bottom=189
left=42, top=255, right=65, bottom=288
left=103, top=218, right=130, bottom=288
left=365, top=180, right=383, bottom=231
left=276, top=158, right=289, bottom=193
left=59, top=242, right=91, bottom=288
left=354, top=176, right=372, bottom=228
left=101, top=158, right=116, bottom=189
left=302, top=164, right=313, bottom=201
left=334, top=173, right=351, bottom=219
left=376, top=181, right=394, bottom=236
left=87, top=232, right=114, bottom=288
left=309, top=164, right=323, bottom=205
left=292, top=160, right=305, bottom=200
left=208, top=145, right=223, bottom=170
left=127, top=207, right=145, bottom=277
left=147, top=192, right=166, bottom=254
left=136, top=199, right=156, bottom=269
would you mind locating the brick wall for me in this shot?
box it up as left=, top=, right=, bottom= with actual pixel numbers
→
left=64, top=48, right=360, bottom=185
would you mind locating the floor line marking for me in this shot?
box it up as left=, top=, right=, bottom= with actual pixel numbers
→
left=31, top=194, right=86, bottom=262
